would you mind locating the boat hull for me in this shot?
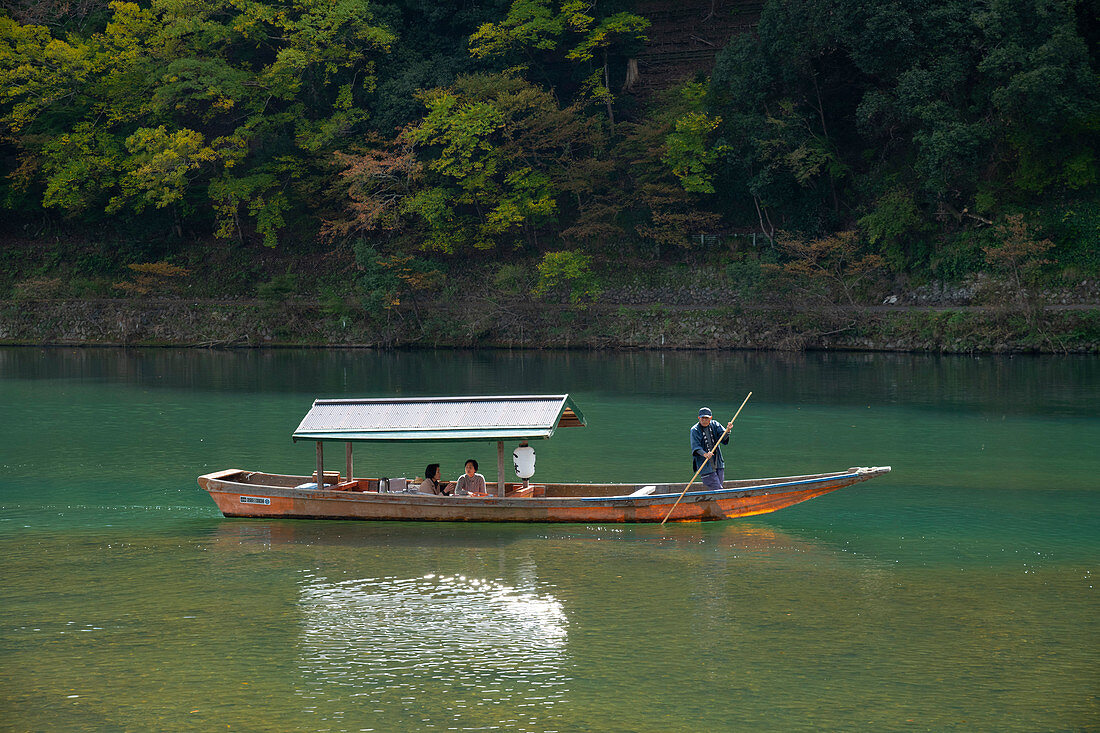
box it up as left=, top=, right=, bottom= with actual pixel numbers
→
left=198, top=467, right=890, bottom=523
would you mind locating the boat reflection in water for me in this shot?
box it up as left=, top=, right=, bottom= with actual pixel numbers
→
left=294, top=571, right=569, bottom=729
left=201, top=520, right=894, bottom=728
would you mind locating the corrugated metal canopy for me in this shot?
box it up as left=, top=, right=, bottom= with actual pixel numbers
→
left=292, top=395, right=586, bottom=443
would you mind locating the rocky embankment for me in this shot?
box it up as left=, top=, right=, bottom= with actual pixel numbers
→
left=2, top=295, right=1098, bottom=353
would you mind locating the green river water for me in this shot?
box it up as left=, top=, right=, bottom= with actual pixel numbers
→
left=1, top=348, right=1097, bottom=732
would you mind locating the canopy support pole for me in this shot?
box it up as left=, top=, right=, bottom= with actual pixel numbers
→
left=345, top=442, right=353, bottom=482
left=316, top=441, right=324, bottom=488
left=497, top=441, right=505, bottom=497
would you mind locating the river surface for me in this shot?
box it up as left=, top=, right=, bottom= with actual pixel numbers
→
left=1, top=348, right=1097, bottom=732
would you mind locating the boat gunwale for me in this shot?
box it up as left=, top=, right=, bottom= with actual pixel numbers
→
left=580, top=468, right=888, bottom=501
left=199, top=467, right=888, bottom=507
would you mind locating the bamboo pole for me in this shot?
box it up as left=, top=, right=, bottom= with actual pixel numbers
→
left=660, top=392, right=752, bottom=526
left=345, top=442, right=353, bottom=482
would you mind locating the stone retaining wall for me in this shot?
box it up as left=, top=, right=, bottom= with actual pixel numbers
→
left=2, top=298, right=1098, bottom=353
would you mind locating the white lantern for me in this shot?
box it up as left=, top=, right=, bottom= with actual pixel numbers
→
left=513, top=444, right=536, bottom=479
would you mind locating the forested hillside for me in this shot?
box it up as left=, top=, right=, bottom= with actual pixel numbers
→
left=1, top=0, right=1098, bottom=310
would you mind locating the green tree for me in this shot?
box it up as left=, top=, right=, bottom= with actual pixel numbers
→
left=397, top=73, right=593, bottom=253
left=533, top=249, right=601, bottom=304
left=708, top=0, right=1100, bottom=276
left=663, top=83, right=723, bottom=194
left=857, top=189, right=924, bottom=272
left=0, top=0, right=395, bottom=246
left=469, top=0, right=648, bottom=130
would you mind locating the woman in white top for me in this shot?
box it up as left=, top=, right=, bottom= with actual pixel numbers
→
left=452, top=459, right=487, bottom=495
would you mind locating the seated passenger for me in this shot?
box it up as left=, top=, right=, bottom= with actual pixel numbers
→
left=418, top=463, right=453, bottom=495
left=452, top=459, right=487, bottom=496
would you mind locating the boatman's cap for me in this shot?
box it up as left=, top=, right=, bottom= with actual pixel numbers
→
left=698, top=407, right=713, bottom=417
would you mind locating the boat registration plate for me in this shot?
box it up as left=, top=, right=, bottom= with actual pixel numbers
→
left=240, top=496, right=271, bottom=505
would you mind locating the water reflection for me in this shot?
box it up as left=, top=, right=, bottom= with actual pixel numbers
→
left=206, top=517, right=844, bottom=559
left=4, top=347, right=1097, bottom=419
left=295, top=572, right=569, bottom=731
left=203, top=517, right=880, bottom=572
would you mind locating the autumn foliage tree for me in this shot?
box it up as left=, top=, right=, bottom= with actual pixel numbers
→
left=114, top=261, right=190, bottom=295
left=336, top=72, right=600, bottom=254
left=983, top=214, right=1055, bottom=306
left=765, top=230, right=885, bottom=305
left=328, top=135, right=421, bottom=239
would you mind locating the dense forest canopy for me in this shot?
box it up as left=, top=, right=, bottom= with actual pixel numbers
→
left=1, top=0, right=1098, bottom=298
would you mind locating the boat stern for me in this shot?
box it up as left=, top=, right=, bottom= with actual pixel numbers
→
left=198, top=469, right=247, bottom=491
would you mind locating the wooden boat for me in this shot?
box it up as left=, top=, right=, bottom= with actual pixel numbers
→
left=199, top=466, right=890, bottom=523
left=198, top=395, right=891, bottom=524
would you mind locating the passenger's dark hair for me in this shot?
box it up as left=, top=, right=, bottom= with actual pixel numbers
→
left=465, top=458, right=478, bottom=471
left=425, top=463, right=440, bottom=481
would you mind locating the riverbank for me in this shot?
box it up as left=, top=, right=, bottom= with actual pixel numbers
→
left=3, top=297, right=1098, bottom=353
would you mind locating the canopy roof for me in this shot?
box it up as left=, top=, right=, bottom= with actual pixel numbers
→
left=292, top=395, right=586, bottom=443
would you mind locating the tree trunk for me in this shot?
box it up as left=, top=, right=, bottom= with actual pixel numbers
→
left=624, top=58, right=639, bottom=90
left=810, top=70, right=840, bottom=215
left=753, top=195, right=776, bottom=246
left=604, top=51, right=615, bottom=133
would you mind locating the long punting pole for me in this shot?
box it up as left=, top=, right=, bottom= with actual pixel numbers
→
left=345, top=442, right=353, bottom=482
left=316, top=441, right=324, bottom=487
left=497, top=441, right=506, bottom=497
left=660, top=392, right=752, bottom=526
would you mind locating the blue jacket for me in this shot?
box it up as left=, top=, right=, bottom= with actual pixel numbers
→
left=690, top=420, right=730, bottom=476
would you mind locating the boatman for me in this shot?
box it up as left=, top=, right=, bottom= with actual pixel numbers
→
left=690, top=407, right=734, bottom=491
